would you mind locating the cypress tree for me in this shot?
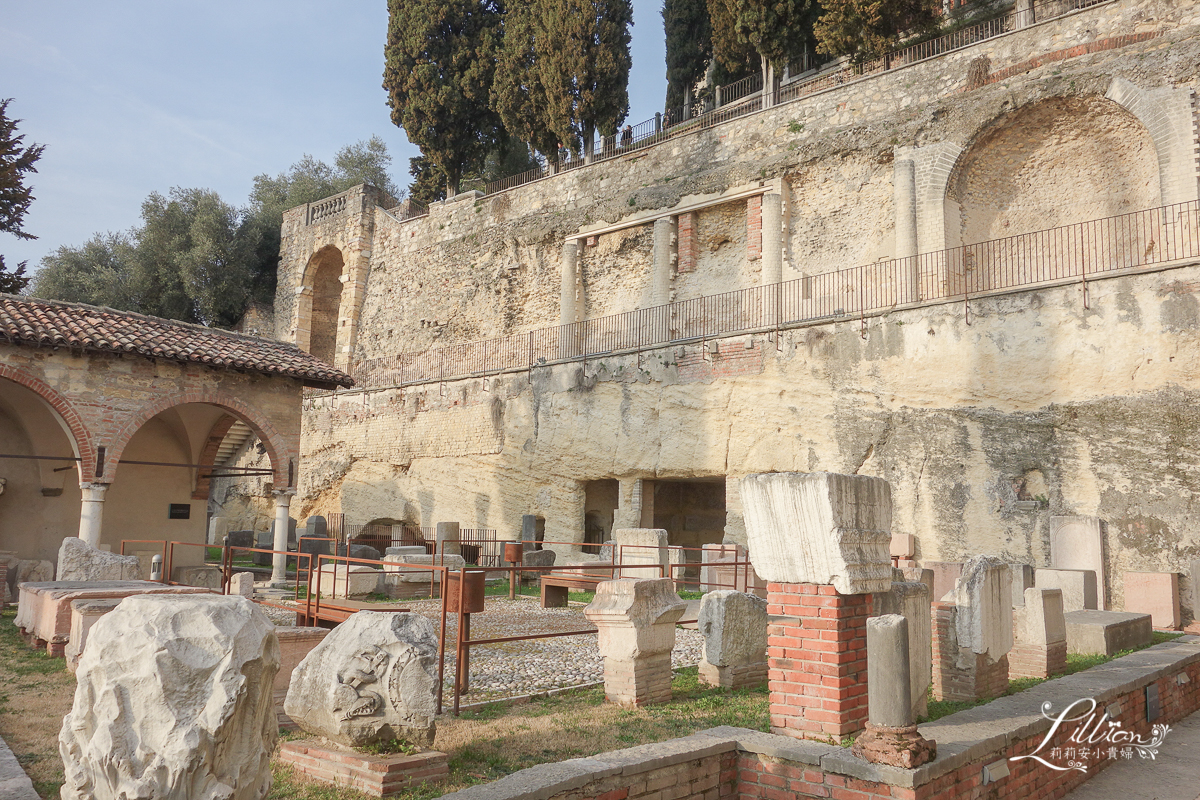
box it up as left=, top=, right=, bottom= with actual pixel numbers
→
left=663, top=0, right=712, bottom=111
left=492, top=2, right=560, bottom=160
left=384, top=0, right=505, bottom=197
left=708, top=0, right=757, bottom=84
left=814, top=0, right=939, bottom=63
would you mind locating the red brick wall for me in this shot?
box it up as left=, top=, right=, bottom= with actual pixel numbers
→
left=747, top=196, right=762, bottom=261
left=678, top=211, right=699, bottom=274
left=932, top=601, right=1009, bottom=702
left=676, top=341, right=766, bottom=384
left=767, top=583, right=870, bottom=739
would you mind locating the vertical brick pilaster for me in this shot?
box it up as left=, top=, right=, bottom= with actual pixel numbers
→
left=767, top=582, right=869, bottom=740
left=677, top=211, right=698, bottom=273
left=747, top=195, right=762, bottom=261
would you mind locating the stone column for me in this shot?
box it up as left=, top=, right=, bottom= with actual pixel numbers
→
left=894, top=159, right=919, bottom=301
left=761, top=194, right=783, bottom=286
left=698, top=590, right=769, bottom=689
left=520, top=515, right=538, bottom=552
left=271, top=489, right=294, bottom=587
left=1015, top=0, right=1035, bottom=28
left=559, top=240, right=580, bottom=326
left=652, top=218, right=674, bottom=307
left=78, top=483, right=108, bottom=548
left=1010, top=588, right=1067, bottom=679
left=851, top=615, right=937, bottom=768
left=584, top=579, right=686, bottom=706
left=932, top=555, right=1013, bottom=701
left=436, top=522, right=461, bottom=558
left=741, top=472, right=893, bottom=740
left=874, top=579, right=932, bottom=720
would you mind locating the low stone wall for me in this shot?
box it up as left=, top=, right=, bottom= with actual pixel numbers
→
left=437, top=635, right=1200, bottom=800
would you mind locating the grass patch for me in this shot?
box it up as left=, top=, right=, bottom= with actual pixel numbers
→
left=921, top=630, right=1185, bottom=723
left=0, top=608, right=75, bottom=799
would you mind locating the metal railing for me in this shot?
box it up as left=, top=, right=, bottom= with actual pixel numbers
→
left=466, top=0, right=1114, bottom=202
left=352, top=201, right=1200, bottom=390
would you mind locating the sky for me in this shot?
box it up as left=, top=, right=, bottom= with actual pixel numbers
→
left=1, top=1, right=669, bottom=273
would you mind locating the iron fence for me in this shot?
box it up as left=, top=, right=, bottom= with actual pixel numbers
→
left=351, top=201, right=1200, bottom=390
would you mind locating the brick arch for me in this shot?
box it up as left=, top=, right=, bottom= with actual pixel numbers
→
left=944, top=93, right=1160, bottom=244
left=106, top=390, right=296, bottom=488
left=0, top=363, right=94, bottom=481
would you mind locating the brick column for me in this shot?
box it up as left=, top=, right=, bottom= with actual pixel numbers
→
left=767, top=583, right=870, bottom=738
left=677, top=211, right=698, bottom=274
left=747, top=195, right=762, bottom=261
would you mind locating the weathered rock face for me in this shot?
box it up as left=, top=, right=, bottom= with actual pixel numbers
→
left=698, top=590, right=767, bottom=667
left=8, top=558, right=51, bottom=597
left=59, top=595, right=279, bottom=800
left=284, top=611, right=439, bottom=748
left=56, top=537, right=141, bottom=582
left=740, top=472, right=892, bottom=594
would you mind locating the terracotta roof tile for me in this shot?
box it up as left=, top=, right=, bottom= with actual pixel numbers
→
left=0, top=294, right=353, bottom=389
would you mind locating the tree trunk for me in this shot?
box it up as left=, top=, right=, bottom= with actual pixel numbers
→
left=584, top=123, right=595, bottom=165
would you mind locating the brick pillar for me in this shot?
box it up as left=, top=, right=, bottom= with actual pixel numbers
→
left=931, top=601, right=1010, bottom=702
left=677, top=211, right=698, bottom=274
left=767, top=582, right=870, bottom=739
left=747, top=195, right=762, bottom=261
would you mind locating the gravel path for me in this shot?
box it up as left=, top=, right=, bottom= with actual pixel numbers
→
left=262, top=595, right=703, bottom=704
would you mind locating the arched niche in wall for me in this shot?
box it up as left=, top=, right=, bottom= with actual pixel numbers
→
left=295, top=245, right=346, bottom=365
left=948, top=95, right=1160, bottom=247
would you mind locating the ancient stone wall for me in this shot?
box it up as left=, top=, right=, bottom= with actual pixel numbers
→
left=264, top=0, right=1200, bottom=619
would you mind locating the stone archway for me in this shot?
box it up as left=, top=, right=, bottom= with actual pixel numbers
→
left=295, top=245, right=346, bottom=365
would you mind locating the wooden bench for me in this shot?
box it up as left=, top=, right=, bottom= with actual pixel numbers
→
left=539, top=573, right=606, bottom=608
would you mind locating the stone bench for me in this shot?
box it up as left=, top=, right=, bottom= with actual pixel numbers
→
left=16, top=581, right=212, bottom=657
left=540, top=573, right=606, bottom=608
left=1064, top=609, right=1153, bottom=656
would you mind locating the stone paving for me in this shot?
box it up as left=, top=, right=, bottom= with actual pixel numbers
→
left=262, top=595, right=704, bottom=703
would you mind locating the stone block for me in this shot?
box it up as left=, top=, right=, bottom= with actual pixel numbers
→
left=890, top=534, right=916, bottom=559
left=9, top=559, right=52, bottom=598
left=924, top=562, right=963, bottom=601
left=1036, top=568, right=1098, bottom=612
left=227, top=530, right=254, bottom=549
left=698, top=590, right=767, bottom=667
left=1123, top=571, right=1180, bottom=630
left=231, top=572, right=255, bottom=598
left=285, top=611, right=438, bottom=747
left=172, top=565, right=223, bottom=590
left=385, top=546, right=427, bottom=558
left=740, top=472, right=892, bottom=595
left=901, top=567, right=935, bottom=600
left=1010, top=564, right=1035, bottom=607
left=1015, top=588, right=1066, bottom=645
left=59, top=595, right=278, bottom=800
left=613, top=528, right=669, bottom=579
left=253, top=531, right=274, bottom=567
left=336, top=543, right=382, bottom=562
left=1050, top=515, right=1107, bottom=609
left=65, top=598, right=121, bottom=672
left=700, top=543, right=738, bottom=590
left=305, top=516, right=327, bottom=539
left=1064, top=610, right=1152, bottom=656
left=953, top=556, right=1013, bottom=659
left=16, top=581, right=212, bottom=658
left=874, top=581, right=931, bottom=720
left=436, top=522, right=461, bottom=557
left=57, top=538, right=141, bottom=582
left=316, top=564, right=382, bottom=598
left=520, top=548, right=556, bottom=581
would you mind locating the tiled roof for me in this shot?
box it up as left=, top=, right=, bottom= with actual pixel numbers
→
left=0, top=294, right=353, bottom=389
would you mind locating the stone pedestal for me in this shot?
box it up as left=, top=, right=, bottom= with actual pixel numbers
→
left=584, top=578, right=686, bottom=707
left=1010, top=588, right=1067, bottom=679
left=698, top=590, right=768, bottom=689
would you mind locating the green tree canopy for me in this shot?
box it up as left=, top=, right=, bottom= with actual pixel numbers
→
left=384, top=0, right=505, bottom=197
left=713, top=0, right=823, bottom=78
left=663, top=0, right=712, bottom=110
left=30, top=233, right=136, bottom=308
left=0, top=98, right=46, bottom=293
left=492, top=1, right=560, bottom=160
left=814, top=0, right=939, bottom=62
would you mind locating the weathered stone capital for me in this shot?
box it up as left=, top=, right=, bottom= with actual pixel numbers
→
left=851, top=722, right=937, bottom=769
left=79, top=482, right=109, bottom=502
